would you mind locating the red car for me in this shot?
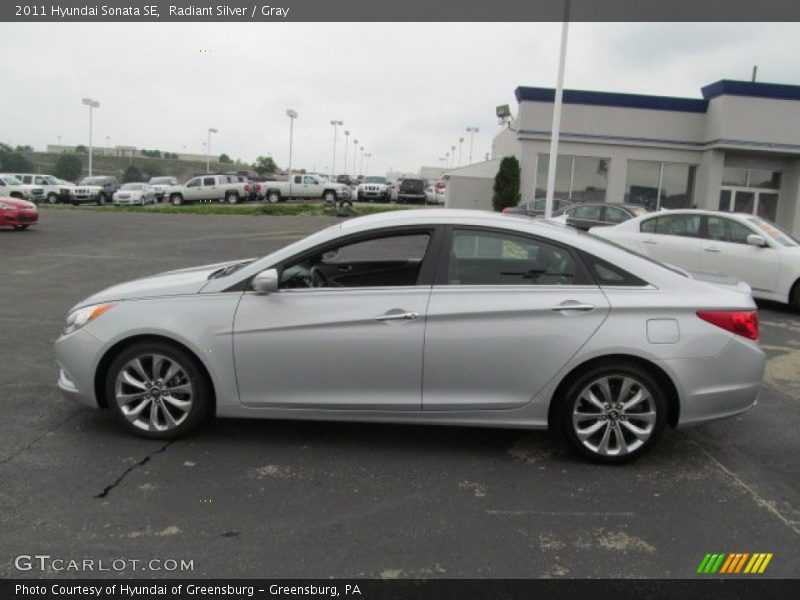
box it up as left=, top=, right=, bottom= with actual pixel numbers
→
left=0, top=197, right=38, bottom=230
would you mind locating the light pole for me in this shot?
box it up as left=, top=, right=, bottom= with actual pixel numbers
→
left=466, top=127, right=479, bottom=164
left=286, top=109, right=297, bottom=196
left=450, top=145, right=456, bottom=168
left=57, top=135, right=62, bottom=145
left=359, top=147, right=364, bottom=178
left=81, top=97, right=100, bottom=177
left=206, top=127, right=218, bottom=172
left=343, top=130, right=350, bottom=180
left=363, top=153, right=372, bottom=176
left=105, top=136, right=111, bottom=157
left=330, top=120, right=342, bottom=179
left=445, top=152, right=450, bottom=169
left=352, top=139, right=358, bottom=178
left=458, top=137, right=464, bottom=167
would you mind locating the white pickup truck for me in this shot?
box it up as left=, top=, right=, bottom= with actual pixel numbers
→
left=260, top=173, right=351, bottom=204
left=13, top=173, right=74, bottom=204
left=167, top=174, right=251, bottom=205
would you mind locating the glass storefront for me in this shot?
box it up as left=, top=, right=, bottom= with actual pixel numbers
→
left=719, top=168, right=782, bottom=222
left=535, top=154, right=609, bottom=202
left=625, top=160, right=696, bottom=211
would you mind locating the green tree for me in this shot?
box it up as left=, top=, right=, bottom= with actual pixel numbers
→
left=0, top=144, right=34, bottom=172
left=15, top=144, right=34, bottom=153
left=254, top=155, right=278, bottom=175
left=219, top=153, right=232, bottom=163
left=140, top=160, right=163, bottom=178
left=74, top=145, right=88, bottom=154
left=122, top=165, right=143, bottom=183
left=492, top=156, right=521, bottom=212
left=53, top=154, right=83, bottom=182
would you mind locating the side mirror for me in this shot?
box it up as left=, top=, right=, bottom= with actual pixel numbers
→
left=252, top=269, right=279, bottom=294
left=746, top=234, right=767, bottom=248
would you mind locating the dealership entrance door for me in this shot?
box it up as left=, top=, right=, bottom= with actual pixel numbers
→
left=718, top=188, right=779, bottom=222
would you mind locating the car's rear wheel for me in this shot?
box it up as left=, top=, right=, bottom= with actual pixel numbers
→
left=105, top=341, right=213, bottom=440
left=267, top=191, right=280, bottom=204
left=170, top=194, right=183, bottom=206
left=791, top=280, right=800, bottom=313
left=225, top=192, right=239, bottom=204
left=323, top=190, right=336, bottom=203
left=559, top=362, right=666, bottom=464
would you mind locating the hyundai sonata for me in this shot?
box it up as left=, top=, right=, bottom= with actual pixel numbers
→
left=54, top=210, right=765, bottom=463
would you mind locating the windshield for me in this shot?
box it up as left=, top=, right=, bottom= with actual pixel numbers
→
left=3, top=175, right=23, bottom=185
left=121, top=183, right=144, bottom=190
left=364, top=177, right=386, bottom=184
left=80, top=177, right=105, bottom=185
left=747, top=217, right=798, bottom=247
left=149, top=177, right=173, bottom=184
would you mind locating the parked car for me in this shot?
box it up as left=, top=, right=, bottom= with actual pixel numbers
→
left=0, top=174, right=44, bottom=203
left=148, top=176, right=181, bottom=202
left=554, top=203, right=650, bottom=231
left=168, top=174, right=250, bottom=205
left=502, top=198, right=574, bottom=217
left=0, top=197, right=38, bottom=230
left=397, top=178, right=427, bottom=204
left=260, top=173, right=351, bottom=204
left=425, top=185, right=445, bottom=205
left=71, top=176, right=120, bottom=205
left=113, top=183, right=157, bottom=206
left=13, top=173, right=74, bottom=204
left=336, top=175, right=354, bottom=186
left=54, top=209, right=764, bottom=464
left=591, top=209, right=800, bottom=311
left=357, top=176, right=391, bottom=202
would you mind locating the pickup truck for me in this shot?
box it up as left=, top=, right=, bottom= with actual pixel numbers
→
left=13, top=173, right=74, bottom=204
left=168, top=174, right=251, bottom=205
left=260, top=173, right=351, bottom=204
left=0, top=173, right=45, bottom=203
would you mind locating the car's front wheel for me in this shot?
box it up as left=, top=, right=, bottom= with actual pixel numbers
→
left=559, top=362, right=666, bottom=464
left=105, top=341, right=213, bottom=439
left=47, top=193, right=59, bottom=205
left=97, top=193, right=107, bottom=206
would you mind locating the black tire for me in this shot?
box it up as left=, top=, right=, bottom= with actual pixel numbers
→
left=323, top=190, right=336, bottom=203
left=13, top=224, right=30, bottom=230
left=10, top=193, right=23, bottom=200
left=791, top=280, right=800, bottom=313
left=105, top=340, right=214, bottom=440
left=225, top=192, right=239, bottom=205
left=97, top=193, right=107, bottom=206
left=267, top=191, right=280, bottom=204
left=557, top=361, right=667, bottom=464
left=47, top=193, right=59, bottom=205
left=170, top=194, right=183, bottom=206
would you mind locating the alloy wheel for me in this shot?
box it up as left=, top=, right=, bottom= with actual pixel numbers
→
left=114, top=354, right=194, bottom=432
left=571, top=375, right=657, bottom=457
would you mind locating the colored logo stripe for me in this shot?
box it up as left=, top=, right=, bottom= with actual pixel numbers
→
left=697, top=553, right=773, bottom=574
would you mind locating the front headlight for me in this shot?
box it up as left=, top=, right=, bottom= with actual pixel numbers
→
left=64, top=302, right=117, bottom=335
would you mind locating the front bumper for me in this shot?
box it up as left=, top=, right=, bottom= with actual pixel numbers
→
left=4, top=209, right=39, bottom=225
left=54, top=328, right=106, bottom=409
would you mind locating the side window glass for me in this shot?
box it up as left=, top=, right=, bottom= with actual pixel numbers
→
left=448, top=229, right=577, bottom=286
left=304, top=176, right=317, bottom=184
left=655, top=214, right=701, bottom=237
left=23, top=176, right=33, bottom=184
left=604, top=206, right=628, bottom=224
left=203, top=177, right=216, bottom=186
left=573, top=204, right=602, bottom=220
left=640, top=218, right=657, bottom=234
left=294, top=176, right=302, bottom=184
left=187, top=179, right=200, bottom=188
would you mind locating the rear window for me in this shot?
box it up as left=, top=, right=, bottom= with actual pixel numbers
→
left=579, top=251, right=648, bottom=287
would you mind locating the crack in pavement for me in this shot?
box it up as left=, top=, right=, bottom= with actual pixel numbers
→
left=0, top=408, right=87, bottom=466
left=95, top=441, right=174, bottom=499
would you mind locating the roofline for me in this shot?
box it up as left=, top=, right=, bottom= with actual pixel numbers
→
left=515, top=79, right=800, bottom=113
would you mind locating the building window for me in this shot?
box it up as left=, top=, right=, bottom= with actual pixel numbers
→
left=625, top=160, right=696, bottom=211
left=722, top=167, right=781, bottom=190
left=536, top=154, right=608, bottom=203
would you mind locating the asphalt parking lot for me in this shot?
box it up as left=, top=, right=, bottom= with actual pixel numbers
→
left=1, top=209, right=798, bottom=579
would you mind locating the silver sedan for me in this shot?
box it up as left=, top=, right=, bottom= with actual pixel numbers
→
left=54, top=210, right=765, bottom=463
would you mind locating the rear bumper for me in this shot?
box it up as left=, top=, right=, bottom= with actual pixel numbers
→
left=667, top=337, right=766, bottom=426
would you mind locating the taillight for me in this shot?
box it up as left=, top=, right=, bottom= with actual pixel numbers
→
left=244, top=184, right=250, bottom=191
left=255, top=184, right=261, bottom=191
left=697, top=310, right=758, bottom=340
left=501, top=208, right=511, bottom=214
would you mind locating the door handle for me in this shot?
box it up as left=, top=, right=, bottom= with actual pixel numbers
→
left=375, top=311, right=419, bottom=321
left=642, top=239, right=657, bottom=245
left=550, top=301, right=596, bottom=313
left=704, top=246, right=721, bottom=253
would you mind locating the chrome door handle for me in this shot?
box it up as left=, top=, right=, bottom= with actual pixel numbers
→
left=375, top=311, right=419, bottom=321
left=704, top=246, right=721, bottom=253
left=550, top=302, right=596, bottom=312
left=642, top=239, right=657, bottom=245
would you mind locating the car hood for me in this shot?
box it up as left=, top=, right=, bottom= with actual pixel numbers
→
left=1, top=197, right=37, bottom=209
left=74, top=259, right=254, bottom=308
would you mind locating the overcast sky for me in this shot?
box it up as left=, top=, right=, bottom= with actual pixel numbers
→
left=1, top=22, right=799, bottom=175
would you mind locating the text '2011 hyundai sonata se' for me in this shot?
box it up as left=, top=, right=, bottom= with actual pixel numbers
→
left=54, top=210, right=766, bottom=463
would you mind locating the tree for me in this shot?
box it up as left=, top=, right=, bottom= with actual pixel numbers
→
left=219, top=153, right=232, bottom=163
left=54, top=154, right=83, bottom=182
left=0, top=144, right=34, bottom=172
left=122, top=165, right=143, bottom=183
left=74, top=145, right=88, bottom=154
left=140, top=160, right=163, bottom=178
left=492, top=156, right=521, bottom=212
left=15, top=144, right=34, bottom=153
left=254, top=155, right=278, bottom=175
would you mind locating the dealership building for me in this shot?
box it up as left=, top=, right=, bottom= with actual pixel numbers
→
left=455, top=79, right=800, bottom=235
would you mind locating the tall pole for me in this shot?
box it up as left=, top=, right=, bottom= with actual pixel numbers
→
left=364, top=153, right=371, bottom=176
left=466, top=127, right=479, bottom=164
left=458, top=137, right=464, bottom=167
left=450, top=145, right=456, bottom=168
left=353, top=139, right=358, bottom=178
left=82, top=98, right=100, bottom=177
left=343, top=130, right=350, bottom=180
left=330, top=120, right=342, bottom=178
left=286, top=109, right=297, bottom=197
left=544, top=0, right=570, bottom=220
left=205, top=128, right=218, bottom=172
left=359, top=147, right=364, bottom=177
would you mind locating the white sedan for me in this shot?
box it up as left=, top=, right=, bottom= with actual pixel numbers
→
left=113, top=183, right=157, bottom=206
left=591, top=209, right=800, bottom=310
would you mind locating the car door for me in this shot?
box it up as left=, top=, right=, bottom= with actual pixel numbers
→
left=233, top=228, right=441, bottom=410
left=637, top=213, right=704, bottom=270
left=701, top=215, right=779, bottom=294
left=422, top=227, right=610, bottom=410
left=184, top=178, right=202, bottom=201
left=202, top=176, right=218, bottom=200
left=303, top=176, right=323, bottom=198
